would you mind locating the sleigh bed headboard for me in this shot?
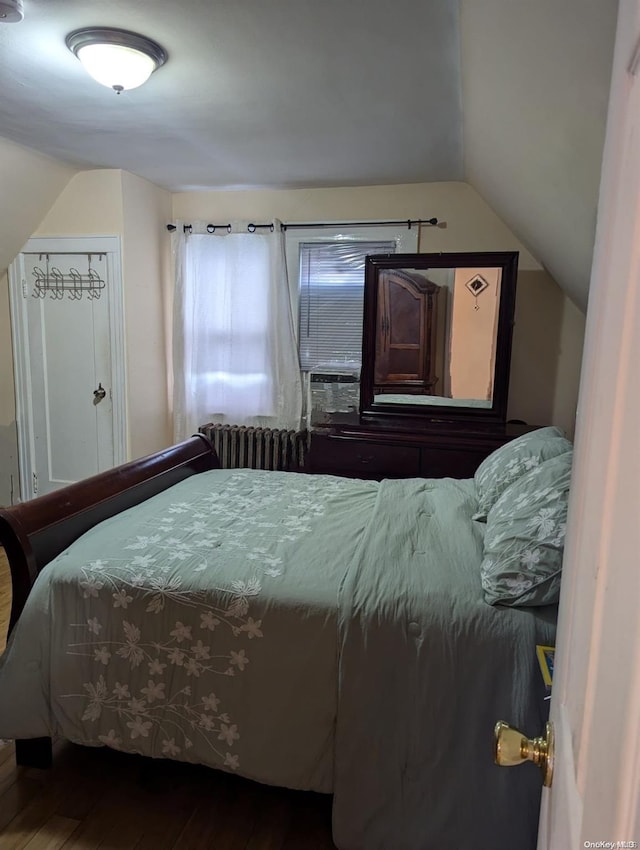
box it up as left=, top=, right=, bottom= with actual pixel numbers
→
left=0, top=434, right=219, bottom=634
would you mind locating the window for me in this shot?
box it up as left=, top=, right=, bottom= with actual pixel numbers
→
left=173, top=226, right=302, bottom=438
left=285, top=226, right=418, bottom=372
left=190, top=233, right=274, bottom=416
left=297, top=240, right=394, bottom=370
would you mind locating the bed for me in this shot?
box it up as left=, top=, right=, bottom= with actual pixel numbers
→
left=0, top=431, right=569, bottom=850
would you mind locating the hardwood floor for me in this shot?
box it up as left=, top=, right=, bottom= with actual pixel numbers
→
left=0, top=549, right=11, bottom=653
left=0, top=550, right=336, bottom=849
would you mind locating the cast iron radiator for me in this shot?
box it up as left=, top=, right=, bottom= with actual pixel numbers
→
left=199, top=423, right=309, bottom=471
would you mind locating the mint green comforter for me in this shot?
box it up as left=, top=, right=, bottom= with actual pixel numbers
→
left=0, top=469, right=555, bottom=850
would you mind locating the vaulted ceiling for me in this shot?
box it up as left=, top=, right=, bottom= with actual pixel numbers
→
left=0, top=0, right=618, bottom=309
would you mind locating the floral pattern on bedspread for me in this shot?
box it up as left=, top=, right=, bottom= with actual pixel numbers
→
left=52, top=470, right=353, bottom=771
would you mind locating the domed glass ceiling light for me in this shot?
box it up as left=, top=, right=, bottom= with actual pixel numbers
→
left=66, top=27, right=167, bottom=93
left=0, top=0, right=24, bottom=23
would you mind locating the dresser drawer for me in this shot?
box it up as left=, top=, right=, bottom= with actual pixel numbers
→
left=420, top=446, right=495, bottom=479
left=309, top=436, right=420, bottom=478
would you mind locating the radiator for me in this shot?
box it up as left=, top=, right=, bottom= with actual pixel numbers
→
left=199, top=423, right=309, bottom=471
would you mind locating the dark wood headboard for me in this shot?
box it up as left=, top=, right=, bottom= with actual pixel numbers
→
left=0, top=434, right=219, bottom=634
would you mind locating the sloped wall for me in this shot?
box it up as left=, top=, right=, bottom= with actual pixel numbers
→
left=0, top=137, right=77, bottom=278
left=459, top=0, right=618, bottom=311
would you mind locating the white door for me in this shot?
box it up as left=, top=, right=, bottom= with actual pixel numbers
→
left=9, top=237, right=126, bottom=499
left=536, top=2, right=640, bottom=846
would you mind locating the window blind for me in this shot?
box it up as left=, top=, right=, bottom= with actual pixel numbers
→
left=297, top=240, right=395, bottom=370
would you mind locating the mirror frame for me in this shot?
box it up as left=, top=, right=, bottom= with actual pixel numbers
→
left=359, top=251, right=519, bottom=425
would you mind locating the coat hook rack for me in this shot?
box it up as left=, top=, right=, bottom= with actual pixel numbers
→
left=31, top=253, right=106, bottom=300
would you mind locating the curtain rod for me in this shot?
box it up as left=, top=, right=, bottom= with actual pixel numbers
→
left=166, top=218, right=439, bottom=234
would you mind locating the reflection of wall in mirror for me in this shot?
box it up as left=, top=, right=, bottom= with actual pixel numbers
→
left=449, top=267, right=501, bottom=400
left=422, top=267, right=454, bottom=397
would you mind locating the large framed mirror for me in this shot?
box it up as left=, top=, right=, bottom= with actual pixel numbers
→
left=360, top=251, right=518, bottom=424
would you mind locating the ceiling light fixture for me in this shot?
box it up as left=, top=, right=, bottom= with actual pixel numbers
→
left=0, top=0, right=24, bottom=23
left=66, top=27, right=167, bottom=93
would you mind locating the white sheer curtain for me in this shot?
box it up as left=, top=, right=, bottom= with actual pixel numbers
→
left=172, top=221, right=302, bottom=441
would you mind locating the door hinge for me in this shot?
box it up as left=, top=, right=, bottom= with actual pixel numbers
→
left=22, top=279, right=27, bottom=298
left=33, top=471, right=38, bottom=495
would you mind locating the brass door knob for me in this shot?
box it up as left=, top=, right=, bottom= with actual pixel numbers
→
left=494, top=720, right=554, bottom=787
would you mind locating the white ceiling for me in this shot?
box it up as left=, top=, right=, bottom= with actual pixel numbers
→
left=0, top=0, right=463, bottom=190
left=0, top=0, right=619, bottom=308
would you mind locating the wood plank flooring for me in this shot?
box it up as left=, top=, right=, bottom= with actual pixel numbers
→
left=0, top=549, right=11, bottom=653
left=0, top=550, right=336, bottom=849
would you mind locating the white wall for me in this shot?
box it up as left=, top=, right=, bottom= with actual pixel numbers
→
left=509, top=269, right=584, bottom=435
left=0, top=137, right=76, bottom=506
left=1, top=172, right=584, bottom=507
left=121, top=171, right=173, bottom=457
left=449, top=266, right=501, bottom=400
left=174, top=181, right=585, bottom=435
left=173, top=181, right=541, bottom=264
left=33, top=169, right=172, bottom=459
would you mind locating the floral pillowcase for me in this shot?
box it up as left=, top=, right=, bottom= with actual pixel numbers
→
left=473, top=426, right=573, bottom=521
left=480, top=450, right=573, bottom=607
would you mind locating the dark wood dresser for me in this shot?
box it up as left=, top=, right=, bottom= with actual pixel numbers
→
left=305, top=419, right=533, bottom=480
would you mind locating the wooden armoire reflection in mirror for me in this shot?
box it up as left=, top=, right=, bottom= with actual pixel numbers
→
left=361, top=251, right=519, bottom=424
left=374, top=269, right=442, bottom=396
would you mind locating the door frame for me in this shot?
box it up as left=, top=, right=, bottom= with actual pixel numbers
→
left=8, top=235, right=127, bottom=501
